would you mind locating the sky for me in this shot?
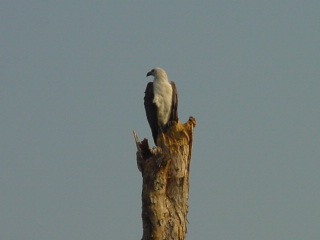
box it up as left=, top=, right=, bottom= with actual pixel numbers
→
left=1, top=1, right=320, bottom=239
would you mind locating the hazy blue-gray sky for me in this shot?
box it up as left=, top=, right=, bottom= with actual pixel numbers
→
left=1, top=1, right=319, bottom=239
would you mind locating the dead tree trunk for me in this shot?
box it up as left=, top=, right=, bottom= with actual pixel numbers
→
left=134, top=116, right=196, bottom=240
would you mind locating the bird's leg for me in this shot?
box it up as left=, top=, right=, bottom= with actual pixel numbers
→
left=158, top=125, right=164, bottom=134
left=153, top=126, right=165, bottom=152
left=157, top=125, right=166, bottom=145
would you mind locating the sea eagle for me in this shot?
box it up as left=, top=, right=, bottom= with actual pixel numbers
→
left=144, top=67, right=178, bottom=145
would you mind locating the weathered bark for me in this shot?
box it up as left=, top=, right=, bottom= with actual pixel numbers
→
left=134, top=116, right=196, bottom=240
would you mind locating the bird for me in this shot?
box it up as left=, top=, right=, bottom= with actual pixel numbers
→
left=144, top=67, right=178, bottom=145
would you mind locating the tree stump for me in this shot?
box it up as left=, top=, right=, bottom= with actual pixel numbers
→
left=134, top=116, right=196, bottom=240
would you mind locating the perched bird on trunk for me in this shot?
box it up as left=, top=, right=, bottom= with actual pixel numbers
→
left=144, top=67, right=178, bottom=145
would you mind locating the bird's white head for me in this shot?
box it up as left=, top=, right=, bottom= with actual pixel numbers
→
left=146, top=67, right=168, bottom=81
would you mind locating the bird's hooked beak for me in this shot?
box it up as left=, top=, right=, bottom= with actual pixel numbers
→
left=146, top=70, right=153, bottom=77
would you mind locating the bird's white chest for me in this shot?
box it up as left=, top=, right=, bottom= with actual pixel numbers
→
left=153, top=80, right=172, bottom=126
